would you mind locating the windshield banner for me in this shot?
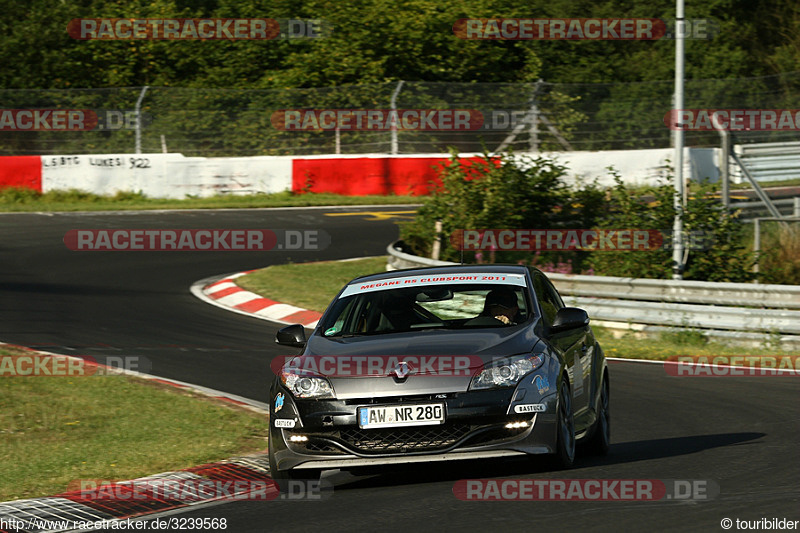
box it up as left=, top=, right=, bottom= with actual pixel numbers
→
left=340, top=273, right=526, bottom=298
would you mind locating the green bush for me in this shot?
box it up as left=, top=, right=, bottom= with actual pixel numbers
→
left=682, top=182, right=754, bottom=282
left=400, top=152, right=759, bottom=283
left=587, top=174, right=755, bottom=282
left=757, top=223, right=800, bottom=285
left=585, top=171, right=675, bottom=279
left=398, top=150, right=604, bottom=270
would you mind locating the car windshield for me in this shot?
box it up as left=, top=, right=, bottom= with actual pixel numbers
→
left=320, top=275, right=531, bottom=337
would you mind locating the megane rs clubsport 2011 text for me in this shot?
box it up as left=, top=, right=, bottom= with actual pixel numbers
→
left=268, top=264, right=610, bottom=489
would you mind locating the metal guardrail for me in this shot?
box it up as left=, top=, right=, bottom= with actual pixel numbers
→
left=732, top=197, right=800, bottom=218
left=542, top=272, right=800, bottom=309
left=386, top=242, right=800, bottom=337
left=733, top=141, right=800, bottom=183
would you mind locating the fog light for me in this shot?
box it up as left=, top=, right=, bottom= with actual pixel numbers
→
left=289, top=435, right=308, bottom=442
left=505, top=421, right=529, bottom=429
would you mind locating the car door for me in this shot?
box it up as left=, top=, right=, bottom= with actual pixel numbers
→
left=533, top=273, right=590, bottom=416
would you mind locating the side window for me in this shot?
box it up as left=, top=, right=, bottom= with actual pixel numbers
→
left=543, top=278, right=565, bottom=311
left=533, top=274, right=563, bottom=327
left=323, top=296, right=359, bottom=336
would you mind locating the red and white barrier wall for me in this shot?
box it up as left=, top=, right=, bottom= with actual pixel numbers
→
left=0, top=156, right=42, bottom=191
left=0, top=149, right=717, bottom=198
left=36, top=153, right=295, bottom=199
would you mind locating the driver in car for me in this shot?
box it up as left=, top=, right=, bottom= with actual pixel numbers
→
left=484, top=288, right=519, bottom=325
left=465, top=287, right=520, bottom=326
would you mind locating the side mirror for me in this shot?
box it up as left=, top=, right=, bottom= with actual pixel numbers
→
left=275, top=324, right=307, bottom=347
left=551, top=307, right=590, bottom=332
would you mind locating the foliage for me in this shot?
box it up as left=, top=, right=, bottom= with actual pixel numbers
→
left=0, top=187, right=417, bottom=211
left=399, top=150, right=604, bottom=267
left=682, top=182, right=755, bottom=282
left=585, top=171, right=675, bottom=279
left=1, top=1, right=798, bottom=155
left=1, top=0, right=797, bottom=90
left=757, top=222, right=800, bottom=285
left=659, top=328, right=709, bottom=348
left=402, top=153, right=760, bottom=282
left=587, top=174, right=756, bottom=281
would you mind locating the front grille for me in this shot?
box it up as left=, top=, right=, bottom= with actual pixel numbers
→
left=338, top=423, right=471, bottom=453
left=343, top=393, right=455, bottom=406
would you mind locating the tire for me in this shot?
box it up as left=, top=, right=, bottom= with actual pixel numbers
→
left=584, top=372, right=610, bottom=456
left=549, top=379, right=575, bottom=469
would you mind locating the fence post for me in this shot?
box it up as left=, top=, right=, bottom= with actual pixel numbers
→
left=432, top=220, right=443, bottom=260
left=753, top=218, right=761, bottom=281
left=529, top=79, right=543, bottom=152
left=671, top=0, right=686, bottom=280
left=134, top=86, right=149, bottom=154
left=719, top=128, right=730, bottom=210
left=390, top=80, right=405, bottom=155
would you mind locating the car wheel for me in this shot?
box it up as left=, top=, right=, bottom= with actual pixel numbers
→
left=550, top=379, right=575, bottom=469
left=584, top=372, right=610, bottom=456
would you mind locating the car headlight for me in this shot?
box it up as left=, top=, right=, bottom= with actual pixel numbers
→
left=470, top=354, right=545, bottom=390
left=280, top=370, right=335, bottom=399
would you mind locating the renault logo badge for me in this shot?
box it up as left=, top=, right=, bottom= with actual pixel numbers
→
left=392, top=361, right=411, bottom=379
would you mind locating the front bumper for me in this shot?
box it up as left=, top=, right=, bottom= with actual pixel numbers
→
left=270, top=383, right=559, bottom=472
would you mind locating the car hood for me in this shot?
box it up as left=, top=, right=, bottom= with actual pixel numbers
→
left=295, top=326, right=539, bottom=399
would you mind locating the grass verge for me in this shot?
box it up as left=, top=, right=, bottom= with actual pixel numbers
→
left=0, top=345, right=268, bottom=502
left=1, top=179, right=795, bottom=212
left=236, top=256, right=388, bottom=312
left=0, top=188, right=419, bottom=213
left=236, top=257, right=796, bottom=358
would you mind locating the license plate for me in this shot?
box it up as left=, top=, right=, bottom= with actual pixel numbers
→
left=358, top=403, right=445, bottom=429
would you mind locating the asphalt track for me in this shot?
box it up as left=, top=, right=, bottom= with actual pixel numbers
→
left=1, top=207, right=798, bottom=532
